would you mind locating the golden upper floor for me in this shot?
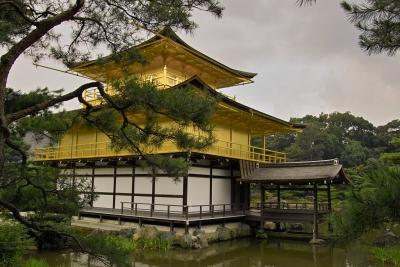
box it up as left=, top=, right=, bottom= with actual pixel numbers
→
left=32, top=29, right=304, bottom=163
left=71, top=27, right=256, bottom=92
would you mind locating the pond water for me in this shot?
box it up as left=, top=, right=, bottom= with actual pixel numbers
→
left=31, top=238, right=379, bottom=267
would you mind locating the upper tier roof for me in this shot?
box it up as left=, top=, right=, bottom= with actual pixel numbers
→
left=70, top=27, right=257, bottom=89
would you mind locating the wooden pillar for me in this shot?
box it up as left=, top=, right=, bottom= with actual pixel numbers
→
left=90, top=163, right=95, bottom=207
left=277, top=184, right=281, bottom=208
left=230, top=163, right=235, bottom=208
left=260, top=184, right=265, bottom=209
left=151, top=172, right=156, bottom=213
left=327, top=184, right=332, bottom=213
left=183, top=175, right=188, bottom=212
left=327, top=184, right=333, bottom=232
left=131, top=160, right=135, bottom=209
left=112, top=162, right=117, bottom=209
left=209, top=161, right=213, bottom=206
left=277, top=184, right=281, bottom=231
left=312, top=183, right=318, bottom=240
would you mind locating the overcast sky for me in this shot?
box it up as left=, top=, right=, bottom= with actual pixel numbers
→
left=6, top=0, right=400, bottom=126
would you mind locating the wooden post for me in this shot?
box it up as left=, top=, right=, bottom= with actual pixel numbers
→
left=327, top=184, right=332, bottom=213
left=277, top=184, right=281, bottom=231
left=327, top=184, right=333, bottom=232
left=312, top=183, right=318, bottom=241
left=277, top=184, right=281, bottom=209
left=260, top=184, right=265, bottom=209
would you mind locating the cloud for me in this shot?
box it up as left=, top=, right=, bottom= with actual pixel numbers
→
left=5, top=0, right=400, bottom=125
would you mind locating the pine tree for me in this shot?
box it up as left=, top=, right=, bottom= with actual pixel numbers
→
left=0, top=0, right=223, bottom=263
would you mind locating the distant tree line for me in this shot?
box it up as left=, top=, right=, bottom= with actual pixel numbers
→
left=264, top=112, right=400, bottom=167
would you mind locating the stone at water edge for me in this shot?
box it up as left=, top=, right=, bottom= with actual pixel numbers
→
left=240, top=223, right=251, bottom=237
left=309, top=238, right=326, bottom=245
left=373, top=231, right=400, bottom=247
left=216, top=226, right=232, bottom=241
left=192, top=228, right=208, bottom=248
left=118, top=228, right=136, bottom=239
left=133, top=226, right=159, bottom=240
left=176, top=233, right=193, bottom=248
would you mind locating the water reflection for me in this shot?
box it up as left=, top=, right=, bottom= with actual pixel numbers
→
left=31, top=238, right=377, bottom=267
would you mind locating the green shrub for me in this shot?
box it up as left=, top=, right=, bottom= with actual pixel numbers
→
left=0, top=223, right=33, bottom=266
left=371, top=246, right=400, bottom=266
left=23, top=259, right=50, bottom=267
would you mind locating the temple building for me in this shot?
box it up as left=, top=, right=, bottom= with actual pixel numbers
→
left=34, top=28, right=348, bottom=240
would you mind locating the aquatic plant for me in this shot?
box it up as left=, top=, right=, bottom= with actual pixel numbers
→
left=0, top=223, right=34, bottom=266
left=255, top=230, right=268, bottom=239
left=23, top=259, right=50, bottom=267
left=135, top=237, right=172, bottom=251
left=371, top=246, right=400, bottom=266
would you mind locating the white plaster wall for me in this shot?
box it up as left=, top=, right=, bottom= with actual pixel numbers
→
left=93, top=177, right=114, bottom=192
left=187, top=177, right=210, bottom=212
left=115, top=195, right=132, bottom=210
left=133, top=196, right=152, bottom=210
left=115, top=177, right=132, bottom=194
left=155, top=197, right=182, bottom=212
left=93, top=194, right=113, bottom=208
left=155, top=177, right=182, bottom=195
left=60, top=169, right=73, bottom=176
left=134, top=177, right=152, bottom=194
left=135, top=162, right=150, bottom=174
left=190, top=166, right=210, bottom=175
left=212, top=168, right=230, bottom=176
left=94, top=168, right=114, bottom=175
left=116, top=167, right=132, bottom=175
left=212, top=179, right=231, bottom=211
left=75, top=168, right=92, bottom=176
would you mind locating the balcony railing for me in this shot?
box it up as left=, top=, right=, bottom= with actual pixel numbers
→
left=33, top=139, right=287, bottom=163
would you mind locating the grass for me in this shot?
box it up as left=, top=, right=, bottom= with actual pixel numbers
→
left=23, top=259, right=50, bottom=267
left=371, top=246, right=400, bottom=266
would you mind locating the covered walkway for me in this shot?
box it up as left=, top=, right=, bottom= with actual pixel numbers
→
left=239, top=159, right=349, bottom=241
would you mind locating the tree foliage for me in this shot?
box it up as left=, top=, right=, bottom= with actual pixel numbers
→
left=0, top=0, right=223, bottom=265
left=330, top=164, right=400, bottom=241
left=341, top=0, right=400, bottom=56
left=267, top=112, right=399, bottom=167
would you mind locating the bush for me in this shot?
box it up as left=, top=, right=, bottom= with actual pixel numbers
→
left=0, top=223, right=33, bottom=266
left=23, top=259, right=50, bottom=267
left=330, top=167, right=400, bottom=241
left=371, top=246, right=400, bottom=266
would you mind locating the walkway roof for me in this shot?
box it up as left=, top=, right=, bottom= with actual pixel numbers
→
left=239, top=159, right=349, bottom=185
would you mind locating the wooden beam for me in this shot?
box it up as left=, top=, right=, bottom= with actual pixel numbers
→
left=327, top=184, right=333, bottom=232
left=260, top=184, right=265, bottom=209
left=112, top=163, right=117, bottom=209
left=209, top=161, right=213, bottom=205
left=312, top=184, right=318, bottom=240
left=90, top=164, right=95, bottom=207
left=131, top=160, right=135, bottom=209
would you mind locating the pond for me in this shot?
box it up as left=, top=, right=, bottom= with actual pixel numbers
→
left=31, top=238, right=379, bottom=267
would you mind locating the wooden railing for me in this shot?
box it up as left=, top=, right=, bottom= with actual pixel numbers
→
left=250, top=202, right=331, bottom=212
left=120, top=202, right=246, bottom=219
left=33, top=139, right=287, bottom=163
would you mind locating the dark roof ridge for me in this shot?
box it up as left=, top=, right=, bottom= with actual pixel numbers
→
left=169, top=76, right=304, bottom=131
left=259, top=159, right=340, bottom=168
left=71, top=27, right=257, bottom=81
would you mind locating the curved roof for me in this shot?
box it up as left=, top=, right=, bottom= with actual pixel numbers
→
left=239, top=159, right=349, bottom=185
left=70, top=27, right=256, bottom=88
left=139, top=27, right=257, bottom=79
left=169, top=76, right=305, bottom=133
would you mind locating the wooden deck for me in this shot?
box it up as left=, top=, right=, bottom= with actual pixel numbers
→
left=78, top=201, right=331, bottom=231
left=78, top=203, right=248, bottom=231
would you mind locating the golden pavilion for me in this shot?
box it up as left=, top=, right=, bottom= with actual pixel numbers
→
left=33, top=28, right=347, bottom=240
